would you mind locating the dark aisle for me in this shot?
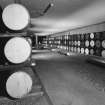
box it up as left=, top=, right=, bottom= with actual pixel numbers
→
left=32, top=50, right=105, bottom=105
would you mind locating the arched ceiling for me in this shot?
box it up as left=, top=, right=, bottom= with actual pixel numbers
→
left=0, top=0, right=105, bottom=36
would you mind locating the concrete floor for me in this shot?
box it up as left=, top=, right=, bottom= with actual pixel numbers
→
left=32, top=50, right=105, bottom=105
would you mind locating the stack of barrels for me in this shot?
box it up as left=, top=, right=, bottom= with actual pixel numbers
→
left=44, top=31, right=105, bottom=58
left=0, top=3, right=33, bottom=99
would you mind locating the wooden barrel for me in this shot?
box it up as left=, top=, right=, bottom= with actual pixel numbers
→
left=85, top=33, right=89, bottom=40
left=85, top=48, right=89, bottom=55
left=95, top=49, right=101, bottom=56
left=90, top=49, right=94, bottom=55
left=81, top=48, right=84, bottom=54
left=77, top=47, right=80, bottom=53
left=102, top=40, right=105, bottom=48
left=6, top=71, right=32, bottom=98
left=77, top=41, right=80, bottom=46
left=95, top=40, right=101, bottom=48
left=2, top=3, right=30, bottom=31
left=90, top=33, right=94, bottom=39
left=101, top=50, right=105, bottom=58
left=4, top=37, right=31, bottom=64
left=90, top=40, right=95, bottom=47
left=85, top=40, right=89, bottom=47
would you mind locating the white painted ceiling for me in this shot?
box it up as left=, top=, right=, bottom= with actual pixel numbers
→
left=0, top=0, right=105, bottom=36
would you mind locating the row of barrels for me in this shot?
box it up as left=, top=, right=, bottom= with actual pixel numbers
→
left=44, top=32, right=105, bottom=58
left=0, top=3, right=32, bottom=65
left=2, top=37, right=33, bottom=99
left=0, top=3, right=33, bottom=99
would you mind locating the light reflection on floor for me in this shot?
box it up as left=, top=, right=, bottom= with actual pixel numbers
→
left=32, top=49, right=77, bottom=60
